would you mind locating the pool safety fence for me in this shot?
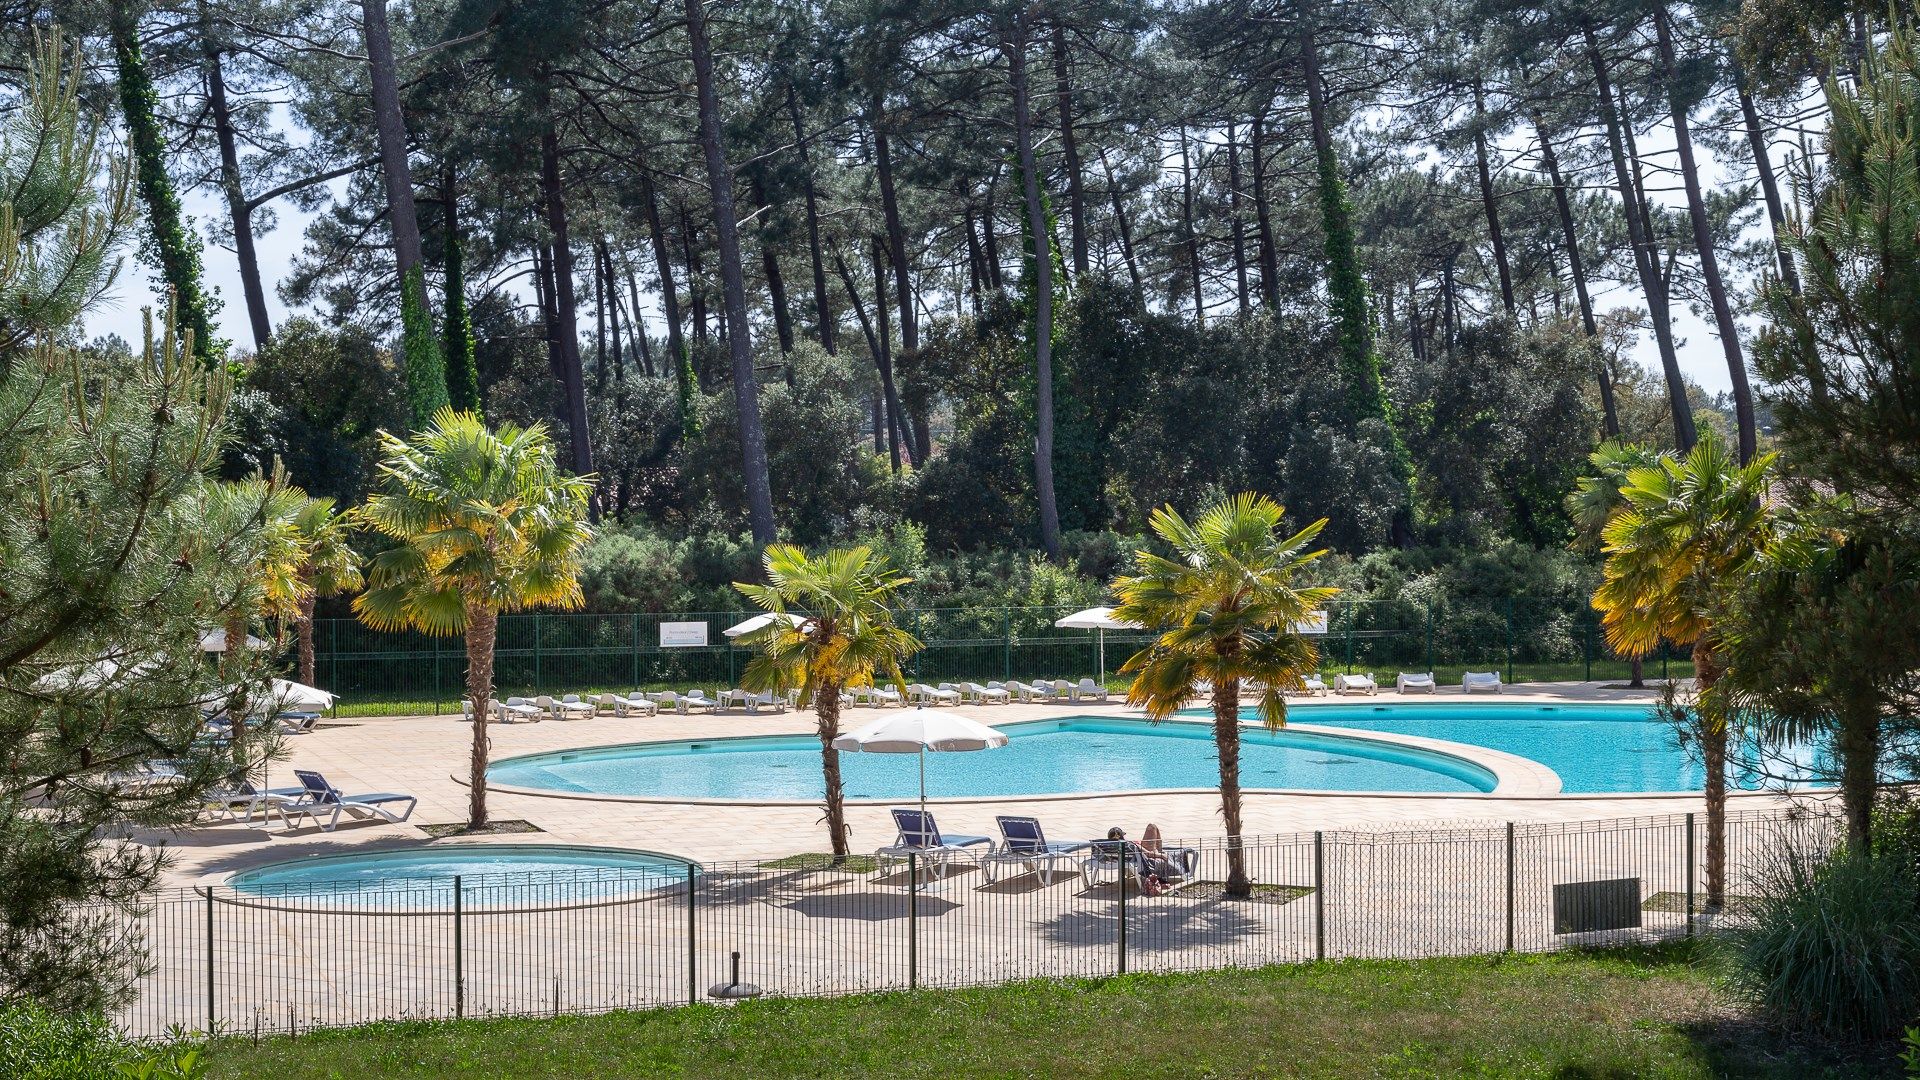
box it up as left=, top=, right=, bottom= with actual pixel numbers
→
left=309, top=599, right=1697, bottom=715
left=115, top=803, right=1833, bottom=1039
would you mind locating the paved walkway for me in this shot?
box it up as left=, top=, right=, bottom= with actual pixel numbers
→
left=143, top=682, right=1817, bottom=887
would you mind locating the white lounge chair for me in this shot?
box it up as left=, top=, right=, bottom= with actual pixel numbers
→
left=908, top=683, right=961, bottom=706
left=1052, top=679, right=1080, bottom=702
left=679, top=689, right=721, bottom=713
left=850, top=684, right=903, bottom=707
left=1297, top=674, right=1329, bottom=697
left=284, top=770, right=417, bottom=832
left=200, top=782, right=304, bottom=828
left=962, top=681, right=1011, bottom=704
left=1334, top=673, right=1378, bottom=696
left=496, top=697, right=545, bottom=722
left=1462, top=671, right=1504, bottom=694
left=1075, top=678, right=1109, bottom=702
left=1396, top=672, right=1437, bottom=694
left=1001, top=680, right=1044, bottom=702
left=593, top=692, right=656, bottom=717
left=737, top=689, right=787, bottom=713
left=534, top=694, right=594, bottom=720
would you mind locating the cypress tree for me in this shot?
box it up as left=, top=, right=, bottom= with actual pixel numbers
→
left=400, top=266, right=450, bottom=427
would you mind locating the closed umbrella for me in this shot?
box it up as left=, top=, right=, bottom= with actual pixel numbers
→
left=723, top=612, right=810, bottom=638
left=199, top=628, right=268, bottom=653
left=1052, top=606, right=1144, bottom=683
left=832, top=708, right=1008, bottom=822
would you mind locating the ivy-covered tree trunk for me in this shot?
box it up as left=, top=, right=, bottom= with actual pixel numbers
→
left=112, top=3, right=218, bottom=366
left=442, top=168, right=480, bottom=416
left=1300, top=6, right=1413, bottom=546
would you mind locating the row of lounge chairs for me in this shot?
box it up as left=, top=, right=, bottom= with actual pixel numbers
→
left=462, top=678, right=1119, bottom=721
left=1231, top=670, right=1506, bottom=697
left=843, top=679, right=1111, bottom=706
left=876, top=809, right=1199, bottom=891
left=202, top=769, right=417, bottom=832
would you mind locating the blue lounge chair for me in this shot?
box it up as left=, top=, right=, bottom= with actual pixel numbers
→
left=875, top=808, right=993, bottom=879
left=984, top=816, right=1089, bottom=884
left=285, top=770, right=418, bottom=832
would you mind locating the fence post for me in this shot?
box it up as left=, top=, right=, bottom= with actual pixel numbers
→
left=1117, top=853, right=1128, bottom=975
left=534, top=613, right=544, bottom=694
left=1684, top=813, right=1696, bottom=937
left=1662, top=643, right=1670, bottom=682
left=1504, top=822, right=1516, bottom=952
left=1002, top=607, right=1011, bottom=681
left=328, top=618, right=338, bottom=697
left=686, top=860, right=698, bottom=1004
left=1424, top=599, right=1432, bottom=674
left=204, top=887, right=215, bottom=1035
left=1584, top=616, right=1593, bottom=683
left=908, top=853, right=918, bottom=989
left=453, top=875, right=465, bottom=1019
left=1313, top=831, right=1325, bottom=961
left=1343, top=615, right=1355, bottom=675
left=1504, top=598, right=1514, bottom=685
left=632, top=614, right=641, bottom=689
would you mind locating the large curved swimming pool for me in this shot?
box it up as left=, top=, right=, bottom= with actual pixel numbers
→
left=228, top=844, right=695, bottom=904
left=487, top=717, right=1500, bottom=799
left=1255, top=702, right=1817, bottom=793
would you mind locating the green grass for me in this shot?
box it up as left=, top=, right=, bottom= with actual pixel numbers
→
left=204, top=944, right=1891, bottom=1079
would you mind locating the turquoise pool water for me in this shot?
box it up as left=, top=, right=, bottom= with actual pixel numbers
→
left=487, top=718, right=1499, bottom=799
left=1260, top=702, right=1817, bottom=793
left=227, top=844, right=694, bottom=903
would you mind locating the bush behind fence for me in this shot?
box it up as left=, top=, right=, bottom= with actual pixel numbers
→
left=119, top=805, right=1832, bottom=1040
left=312, top=600, right=1696, bottom=714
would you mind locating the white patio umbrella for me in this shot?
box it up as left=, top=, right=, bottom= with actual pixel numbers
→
left=199, top=628, right=268, bottom=652
left=832, top=708, right=1008, bottom=822
left=722, top=612, right=811, bottom=638
left=1053, top=606, right=1145, bottom=683
left=264, top=678, right=335, bottom=712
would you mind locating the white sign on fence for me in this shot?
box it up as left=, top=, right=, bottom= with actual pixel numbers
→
left=659, top=621, right=709, bottom=648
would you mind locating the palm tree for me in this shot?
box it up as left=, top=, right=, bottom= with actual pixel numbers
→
left=1567, top=442, right=1667, bottom=687
left=1112, top=493, right=1338, bottom=898
left=733, top=545, right=919, bottom=860
left=289, top=496, right=363, bottom=687
left=1592, top=432, right=1775, bottom=907
left=356, top=409, right=594, bottom=828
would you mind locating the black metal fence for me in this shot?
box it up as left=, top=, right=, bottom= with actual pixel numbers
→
left=312, top=600, right=1697, bottom=715
left=115, top=804, right=1832, bottom=1040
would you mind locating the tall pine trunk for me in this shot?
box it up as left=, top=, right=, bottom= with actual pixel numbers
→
left=1227, top=123, right=1251, bottom=315
left=201, top=13, right=271, bottom=350
left=789, top=88, right=836, bottom=354
left=871, top=89, right=928, bottom=462
left=1052, top=25, right=1089, bottom=278
left=1587, top=32, right=1697, bottom=452
left=1213, top=677, right=1249, bottom=897
left=687, top=0, right=776, bottom=547
left=465, top=602, right=497, bottom=828
left=538, top=115, right=594, bottom=484
left=1734, top=65, right=1802, bottom=296
left=1656, top=10, right=1756, bottom=462
left=1098, top=147, right=1144, bottom=296
left=1251, top=110, right=1279, bottom=308
left=1472, top=81, right=1516, bottom=315
left=640, top=176, right=689, bottom=395
left=1535, top=115, right=1618, bottom=436
left=1178, top=128, right=1204, bottom=323
left=1008, top=22, right=1063, bottom=562
left=1835, top=695, right=1880, bottom=855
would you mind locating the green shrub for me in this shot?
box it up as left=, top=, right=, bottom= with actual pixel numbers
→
left=1725, top=844, right=1920, bottom=1039
left=0, top=1004, right=126, bottom=1079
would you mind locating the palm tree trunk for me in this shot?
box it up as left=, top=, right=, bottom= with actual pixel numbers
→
left=1213, top=678, right=1249, bottom=898
left=686, top=0, right=776, bottom=547
left=1694, top=639, right=1725, bottom=908
left=296, top=592, right=317, bottom=687
left=466, top=602, right=498, bottom=828
left=816, top=678, right=849, bottom=859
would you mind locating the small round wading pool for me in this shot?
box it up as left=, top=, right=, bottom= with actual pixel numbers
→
left=486, top=717, right=1501, bottom=800
left=225, top=844, right=696, bottom=907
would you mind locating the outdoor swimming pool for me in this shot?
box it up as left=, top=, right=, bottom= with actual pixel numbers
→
left=1263, top=702, right=1815, bottom=793
left=487, top=717, right=1500, bottom=799
left=226, top=844, right=695, bottom=904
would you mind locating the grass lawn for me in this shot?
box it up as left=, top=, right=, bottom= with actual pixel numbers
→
left=205, top=944, right=1893, bottom=1079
